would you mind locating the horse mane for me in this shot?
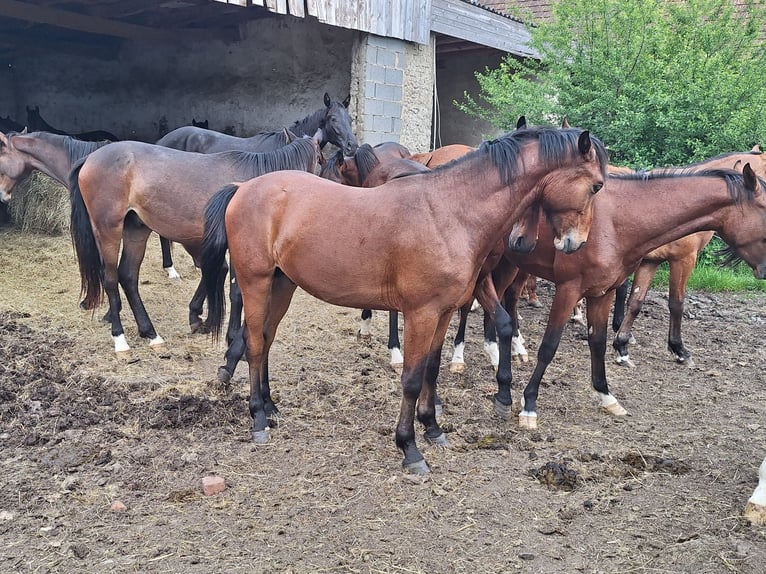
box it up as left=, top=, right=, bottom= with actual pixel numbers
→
left=440, top=127, right=609, bottom=187
left=353, top=144, right=380, bottom=184
left=11, top=130, right=108, bottom=165
left=611, top=167, right=758, bottom=205
left=220, top=136, right=317, bottom=174
left=289, top=107, right=328, bottom=138
left=318, top=150, right=343, bottom=181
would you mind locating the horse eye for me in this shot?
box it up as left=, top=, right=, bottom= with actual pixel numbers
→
left=591, top=183, right=603, bottom=194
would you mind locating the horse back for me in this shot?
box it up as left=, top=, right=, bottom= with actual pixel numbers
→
left=156, top=125, right=284, bottom=153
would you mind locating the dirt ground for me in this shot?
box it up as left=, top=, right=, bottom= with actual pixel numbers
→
left=1, top=228, right=765, bottom=574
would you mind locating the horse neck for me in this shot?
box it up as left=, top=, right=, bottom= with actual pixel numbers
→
left=609, top=175, right=742, bottom=261
left=424, top=152, right=540, bottom=252
left=288, top=109, right=324, bottom=141
left=10, top=134, right=77, bottom=185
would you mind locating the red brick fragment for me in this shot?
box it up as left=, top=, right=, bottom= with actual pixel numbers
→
left=202, top=475, right=226, bottom=496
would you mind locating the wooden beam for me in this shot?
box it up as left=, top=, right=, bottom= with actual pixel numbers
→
left=0, top=0, right=220, bottom=41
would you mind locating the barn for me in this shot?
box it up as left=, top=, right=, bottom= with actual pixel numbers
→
left=0, top=0, right=537, bottom=153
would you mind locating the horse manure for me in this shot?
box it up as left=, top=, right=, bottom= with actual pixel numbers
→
left=621, top=453, right=689, bottom=475
left=531, top=461, right=580, bottom=491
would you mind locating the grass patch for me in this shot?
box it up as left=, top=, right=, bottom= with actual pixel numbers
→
left=652, top=262, right=766, bottom=293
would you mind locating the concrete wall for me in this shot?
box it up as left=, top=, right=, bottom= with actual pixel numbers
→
left=0, top=17, right=357, bottom=143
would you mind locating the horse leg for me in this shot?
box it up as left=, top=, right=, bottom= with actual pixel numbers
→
left=612, top=278, right=630, bottom=333
left=416, top=312, right=452, bottom=448
left=396, top=309, right=442, bottom=474
left=388, top=311, right=403, bottom=373
left=97, top=231, right=131, bottom=356
left=586, top=293, right=628, bottom=417
left=518, top=285, right=583, bottom=429
left=226, top=261, right=243, bottom=345
left=258, top=271, right=297, bottom=418
left=570, top=298, right=587, bottom=327
left=613, top=262, right=659, bottom=368
left=358, top=309, right=373, bottom=340
left=506, top=272, right=530, bottom=364
left=160, top=236, right=180, bottom=280
left=667, top=255, right=696, bottom=366
left=524, top=275, right=542, bottom=308
left=449, top=301, right=472, bottom=373
left=119, top=222, right=164, bottom=350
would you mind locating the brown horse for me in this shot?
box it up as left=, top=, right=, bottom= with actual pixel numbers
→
left=489, top=165, right=766, bottom=430
left=69, top=131, right=323, bottom=358
left=612, top=148, right=766, bottom=368
left=156, top=93, right=358, bottom=157
left=201, top=126, right=607, bottom=473
left=409, top=144, right=475, bottom=167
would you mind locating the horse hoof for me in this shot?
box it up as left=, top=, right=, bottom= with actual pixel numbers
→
left=493, top=398, right=512, bottom=421
left=744, top=502, right=766, bottom=526
left=425, top=432, right=448, bottom=447
left=602, top=402, right=628, bottom=416
left=519, top=412, right=538, bottom=429
left=189, top=322, right=203, bottom=334
left=115, top=350, right=132, bottom=361
left=528, top=299, right=543, bottom=309
left=403, top=459, right=430, bottom=475
left=676, top=356, right=695, bottom=368
left=251, top=428, right=270, bottom=443
left=391, top=362, right=403, bottom=374
left=356, top=331, right=372, bottom=342
left=614, top=356, right=636, bottom=368
left=449, top=361, right=466, bottom=374
left=513, top=353, right=529, bottom=363
left=217, top=367, right=232, bottom=385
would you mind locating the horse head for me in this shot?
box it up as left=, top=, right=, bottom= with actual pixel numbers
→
left=0, top=131, right=28, bottom=203
left=322, top=92, right=358, bottom=157
left=507, top=204, right=540, bottom=254
left=716, top=163, right=766, bottom=279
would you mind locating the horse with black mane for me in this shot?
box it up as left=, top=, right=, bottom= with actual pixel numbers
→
left=69, top=130, right=324, bottom=358
left=157, top=93, right=357, bottom=157
left=201, top=126, right=607, bottom=473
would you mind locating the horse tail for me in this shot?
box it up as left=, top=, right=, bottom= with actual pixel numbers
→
left=201, top=183, right=240, bottom=342
left=69, top=160, right=104, bottom=310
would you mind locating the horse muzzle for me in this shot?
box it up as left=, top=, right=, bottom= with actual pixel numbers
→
left=0, top=188, right=10, bottom=204
left=508, top=235, right=537, bottom=254
left=554, top=235, right=587, bottom=254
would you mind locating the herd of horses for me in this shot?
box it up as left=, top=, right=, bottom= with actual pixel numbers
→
left=0, top=95, right=764, bottom=523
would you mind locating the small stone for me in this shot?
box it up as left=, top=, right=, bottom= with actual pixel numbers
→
left=202, top=475, right=226, bottom=496
left=0, top=510, right=14, bottom=521
left=110, top=500, right=127, bottom=512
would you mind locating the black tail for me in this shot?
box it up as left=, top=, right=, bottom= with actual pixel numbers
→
left=69, top=161, right=104, bottom=310
left=201, top=183, right=240, bottom=341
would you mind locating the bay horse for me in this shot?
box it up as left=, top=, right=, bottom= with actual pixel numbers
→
left=612, top=148, right=766, bottom=368
left=215, top=141, right=429, bottom=385
left=488, top=165, right=766, bottom=430
left=26, top=106, right=119, bottom=142
left=201, top=126, right=608, bottom=473
left=409, top=144, right=475, bottom=167
left=69, top=131, right=323, bottom=357
left=156, top=93, right=358, bottom=157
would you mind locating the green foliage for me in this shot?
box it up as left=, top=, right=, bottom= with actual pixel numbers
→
left=457, top=0, right=766, bottom=168
left=652, top=260, right=766, bottom=293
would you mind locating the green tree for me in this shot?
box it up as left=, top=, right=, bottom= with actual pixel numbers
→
left=458, top=0, right=766, bottom=168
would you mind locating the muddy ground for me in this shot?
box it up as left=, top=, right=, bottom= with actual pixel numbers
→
left=0, top=228, right=764, bottom=574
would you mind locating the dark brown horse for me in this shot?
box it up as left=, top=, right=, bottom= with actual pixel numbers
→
left=26, top=106, right=119, bottom=142
left=612, top=149, right=766, bottom=368
left=201, top=126, right=607, bottom=473
left=69, top=131, right=323, bottom=358
left=488, top=165, right=766, bottom=430
left=156, top=93, right=358, bottom=157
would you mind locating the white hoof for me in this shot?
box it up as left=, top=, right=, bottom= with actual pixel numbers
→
left=165, top=266, right=181, bottom=280
left=519, top=411, right=538, bottom=429
left=599, top=393, right=628, bottom=416
left=614, top=354, right=636, bottom=368
left=512, top=352, right=529, bottom=364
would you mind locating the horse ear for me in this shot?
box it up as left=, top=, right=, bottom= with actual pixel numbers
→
left=561, top=117, right=571, bottom=128
left=752, top=144, right=761, bottom=153
left=324, top=92, right=331, bottom=108
left=283, top=128, right=298, bottom=142
left=577, top=130, right=592, bottom=155
left=742, top=163, right=759, bottom=194
left=515, top=116, right=527, bottom=130
left=21, top=127, right=27, bottom=134
left=312, top=127, right=323, bottom=144
left=342, top=94, right=351, bottom=108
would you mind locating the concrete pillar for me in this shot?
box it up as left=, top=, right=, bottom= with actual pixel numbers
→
left=350, top=33, right=433, bottom=154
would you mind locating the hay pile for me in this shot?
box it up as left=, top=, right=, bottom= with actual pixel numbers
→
left=8, top=172, right=69, bottom=234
